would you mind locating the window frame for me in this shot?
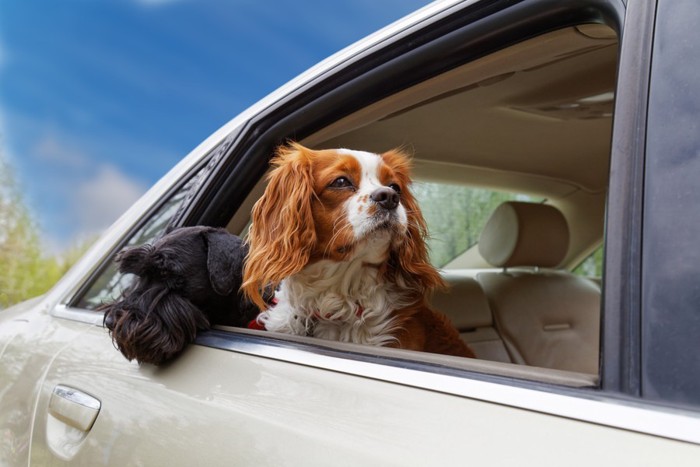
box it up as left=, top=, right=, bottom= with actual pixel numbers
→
left=600, top=0, right=656, bottom=398
left=184, top=0, right=635, bottom=392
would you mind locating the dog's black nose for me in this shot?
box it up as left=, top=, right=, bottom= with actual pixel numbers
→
left=370, top=187, right=400, bottom=210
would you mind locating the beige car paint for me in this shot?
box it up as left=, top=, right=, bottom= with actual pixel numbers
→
left=0, top=309, right=693, bottom=466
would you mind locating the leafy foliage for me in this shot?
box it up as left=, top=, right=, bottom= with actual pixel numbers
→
left=573, top=247, right=604, bottom=277
left=0, top=155, right=92, bottom=309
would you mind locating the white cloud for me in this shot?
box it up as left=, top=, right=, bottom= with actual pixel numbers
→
left=73, top=165, right=148, bottom=238
left=32, top=132, right=90, bottom=169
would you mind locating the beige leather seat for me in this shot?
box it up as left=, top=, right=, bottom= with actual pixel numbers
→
left=476, top=202, right=601, bottom=374
left=431, top=272, right=511, bottom=363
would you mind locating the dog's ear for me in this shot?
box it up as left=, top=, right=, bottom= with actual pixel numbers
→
left=203, top=229, right=247, bottom=296
left=243, top=143, right=317, bottom=310
left=382, top=149, right=446, bottom=294
left=116, top=244, right=155, bottom=276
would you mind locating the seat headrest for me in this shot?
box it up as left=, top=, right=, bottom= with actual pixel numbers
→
left=478, top=202, right=569, bottom=268
left=430, top=273, right=492, bottom=329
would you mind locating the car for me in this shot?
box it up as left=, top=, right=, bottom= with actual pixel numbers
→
left=2, top=0, right=700, bottom=464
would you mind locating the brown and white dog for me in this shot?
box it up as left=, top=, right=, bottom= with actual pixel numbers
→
left=243, top=143, right=474, bottom=358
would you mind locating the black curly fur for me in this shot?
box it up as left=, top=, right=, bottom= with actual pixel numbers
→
left=101, top=226, right=261, bottom=365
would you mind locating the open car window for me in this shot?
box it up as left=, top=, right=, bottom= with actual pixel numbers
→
left=206, top=24, right=618, bottom=386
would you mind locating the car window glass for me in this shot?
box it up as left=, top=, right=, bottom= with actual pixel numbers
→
left=76, top=174, right=200, bottom=310
left=573, top=246, right=604, bottom=278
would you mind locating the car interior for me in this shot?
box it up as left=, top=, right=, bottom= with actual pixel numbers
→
left=223, top=24, right=617, bottom=383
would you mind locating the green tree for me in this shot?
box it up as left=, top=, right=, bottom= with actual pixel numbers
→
left=0, top=154, right=90, bottom=308
left=573, top=246, right=604, bottom=277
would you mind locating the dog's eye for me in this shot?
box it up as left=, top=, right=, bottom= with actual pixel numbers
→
left=388, top=183, right=401, bottom=194
left=329, top=177, right=354, bottom=189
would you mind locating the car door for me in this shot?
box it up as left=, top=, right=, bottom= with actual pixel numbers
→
left=29, top=324, right=700, bottom=466
left=28, top=0, right=700, bottom=465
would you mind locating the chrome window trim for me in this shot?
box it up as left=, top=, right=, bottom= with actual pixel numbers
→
left=52, top=304, right=104, bottom=326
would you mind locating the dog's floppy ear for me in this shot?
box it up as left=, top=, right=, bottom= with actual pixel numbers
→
left=382, top=149, right=446, bottom=294
left=116, top=242, right=184, bottom=287
left=116, top=244, right=155, bottom=276
left=243, top=143, right=317, bottom=310
left=203, top=229, right=247, bottom=296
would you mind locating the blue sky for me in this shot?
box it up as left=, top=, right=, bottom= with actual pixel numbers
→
left=0, top=0, right=431, bottom=252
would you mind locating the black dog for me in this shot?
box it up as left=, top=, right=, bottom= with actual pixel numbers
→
left=102, top=226, right=260, bottom=365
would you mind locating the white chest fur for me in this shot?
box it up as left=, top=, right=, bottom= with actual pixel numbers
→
left=258, top=237, right=411, bottom=346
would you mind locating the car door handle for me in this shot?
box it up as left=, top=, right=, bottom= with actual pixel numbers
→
left=49, top=385, right=101, bottom=432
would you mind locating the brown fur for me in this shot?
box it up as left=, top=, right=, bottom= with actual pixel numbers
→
left=392, top=301, right=475, bottom=357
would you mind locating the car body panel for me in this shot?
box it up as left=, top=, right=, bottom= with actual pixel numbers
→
left=23, top=323, right=700, bottom=466
left=4, top=298, right=699, bottom=465
left=642, top=0, right=700, bottom=406
left=0, top=303, right=88, bottom=465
